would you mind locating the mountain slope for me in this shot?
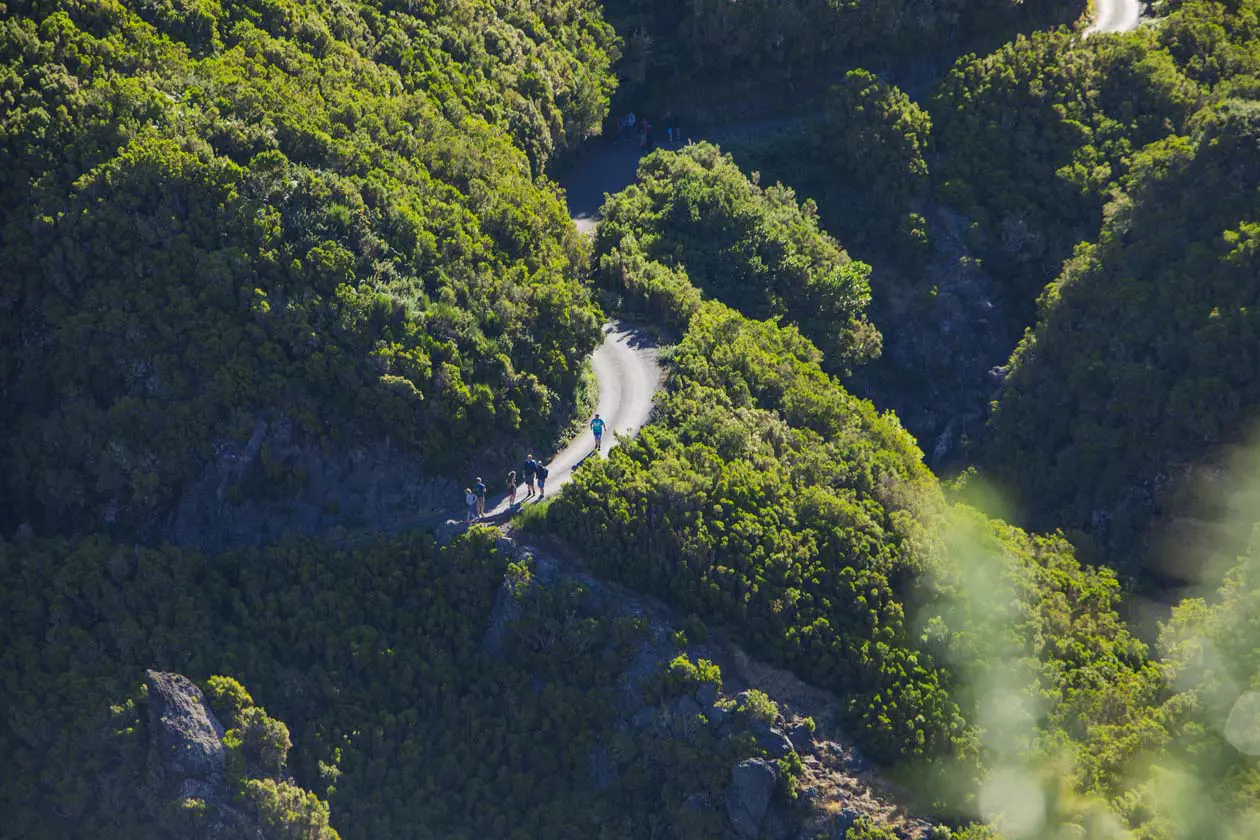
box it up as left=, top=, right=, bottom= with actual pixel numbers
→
left=0, top=0, right=617, bottom=541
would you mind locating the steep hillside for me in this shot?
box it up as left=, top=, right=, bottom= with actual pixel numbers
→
left=0, top=529, right=787, bottom=839
left=541, top=287, right=1153, bottom=814
left=0, top=0, right=616, bottom=543
left=987, top=100, right=1260, bottom=583
left=932, top=24, right=1201, bottom=329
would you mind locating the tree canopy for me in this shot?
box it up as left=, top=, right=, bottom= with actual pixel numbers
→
left=0, top=0, right=619, bottom=538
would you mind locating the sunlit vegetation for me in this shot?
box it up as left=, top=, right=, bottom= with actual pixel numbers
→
left=0, top=0, right=617, bottom=537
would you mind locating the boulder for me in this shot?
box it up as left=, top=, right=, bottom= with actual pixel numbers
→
left=696, top=682, right=719, bottom=709
left=786, top=721, right=814, bottom=754
left=674, top=695, right=702, bottom=719
left=755, top=724, right=795, bottom=759
left=725, top=758, right=779, bottom=838
left=146, top=670, right=226, bottom=796
left=707, top=705, right=728, bottom=728
left=831, top=807, right=863, bottom=839
left=435, top=519, right=466, bottom=546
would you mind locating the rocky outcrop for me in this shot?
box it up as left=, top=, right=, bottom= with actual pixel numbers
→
left=167, top=416, right=459, bottom=551
left=144, top=671, right=262, bottom=839
left=725, top=758, right=779, bottom=838
left=488, top=537, right=932, bottom=840
left=146, top=670, right=227, bottom=800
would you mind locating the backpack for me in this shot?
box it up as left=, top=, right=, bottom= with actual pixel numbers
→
left=536, top=463, right=549, bottom=480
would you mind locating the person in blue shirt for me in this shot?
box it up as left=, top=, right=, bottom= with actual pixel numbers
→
left=522, top=455, right=538, bottom=498
left=590, top=414, right=606, bottom=451
left=472, top=477, right=487, bottom=519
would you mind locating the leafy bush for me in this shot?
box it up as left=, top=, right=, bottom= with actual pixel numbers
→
left=824, top=70, right=932, bottom=237
left=737, top=690, right=779, bottom=728
left=205, top=675, right=255, bottom=727
left=595, top=143, right=881, bottom=370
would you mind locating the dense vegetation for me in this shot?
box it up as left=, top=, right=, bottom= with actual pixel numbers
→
left=603, top=0, right=1086, bottom=109
left=0, top=0, right=617, bottom=539
left=541, top=296, right=1156, bottom=797
left=987, top=100, right=1260, bottom=581
left=594, top=142, right=881, bottom=369
left=932, top=24, right=1202, bottom=326
left=5, top=0, right=1260, bottom=838
left=0, top=529, right=772, bottom=839
left=972, top=0, right=1260, bottom=580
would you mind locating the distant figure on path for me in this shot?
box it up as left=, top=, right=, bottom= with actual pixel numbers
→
left=523, top=454, right=538, bottom=498
left=464, top=488, right=477, bottom=523
left=536, top=462, right=550, bottom=497
left=591, top=414, right=606, bottom=452
left=506, top=470, right=518, bottom=506
left=473, top=477, right=487, bottom=519
left=627, top=111, right=636, bottom=129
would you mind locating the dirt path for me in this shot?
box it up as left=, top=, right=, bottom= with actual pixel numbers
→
left=1086, top=0, right=1142, bottom=34
left=478, top=320, right=663, bottom=519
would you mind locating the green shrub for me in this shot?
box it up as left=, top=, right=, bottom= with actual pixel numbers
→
left=594, top=144, right=880, bottom=372
left=205, top=676, right=255, bottom=727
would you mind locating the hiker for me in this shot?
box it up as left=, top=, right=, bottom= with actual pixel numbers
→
left=473, top=476, right=487, bottom=519
left=536, top=461, right=550, bottom=497
left=506, top=470, right=518, bottom=506
left=522, top=454, right=538, bottom=498
left=591, top=413, right=606, bottom=452
left=627, top=111, right=636, bottom=129
left=665, top=114, right=674, bottom=143
left=464, top=488, right=477, bottom=523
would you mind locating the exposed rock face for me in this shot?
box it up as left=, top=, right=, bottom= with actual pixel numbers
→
left=167, top=418, right=459, bottom=551
left=755, top=725, right=795, bottom=760
left=146, top=670, right=226, bottom=798
left=786, top=721, right=815, bottom=754
left=850, top=201, right=1012, bottom=471
left=725, top=758, right=779, bottom=838
left=145, top=670, right=265, bottom=839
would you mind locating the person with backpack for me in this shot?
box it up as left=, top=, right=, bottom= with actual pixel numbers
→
left=536, top=461, right=549, bottom=497
left=464, top=488, right=477, bottom=523
left=522, top=455, right=538, bottom=498
left=590, top=413, right=606, bottom=452
left=473, top=477, right=487, bottom=519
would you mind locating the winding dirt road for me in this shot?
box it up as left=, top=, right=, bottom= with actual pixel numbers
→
left=1086, top=0, right=1142, bottom=34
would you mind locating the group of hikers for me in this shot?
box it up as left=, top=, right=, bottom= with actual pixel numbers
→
left=463, top=414, right=607, bottom=523
left=614, top=111, right=683, bottom=150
